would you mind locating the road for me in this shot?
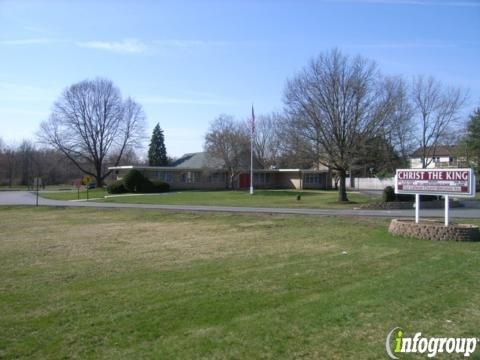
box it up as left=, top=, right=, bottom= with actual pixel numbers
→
left=0, top=191, right=479, bottom=219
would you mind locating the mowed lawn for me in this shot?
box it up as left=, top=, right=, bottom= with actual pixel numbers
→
left=41, top=189, right=378, bottom=208
left=1, top=207, right=479, bottom=358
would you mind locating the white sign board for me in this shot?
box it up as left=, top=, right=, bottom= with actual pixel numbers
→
left=395, top=168, right=476, bottom=198
left=33, top=177, right=42, bottom=187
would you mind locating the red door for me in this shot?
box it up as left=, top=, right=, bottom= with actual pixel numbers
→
left=239, top=173, right=250, bottom=189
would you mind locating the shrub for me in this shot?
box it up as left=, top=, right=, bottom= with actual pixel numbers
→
left=397, top=194, right=438, bottom=202
left=136, top=180, right=170, bottom=193
left=382, top=186, right=395, bottom=202
left=117, top=169, right=171, bottom=194
left=122, top=169, right=146, bottom=192
left=384, top=189, right=438, bottom=203
left=137, top=178, right=155, bottom=193
left=152, top=181, right=170, bottom=193
left=396, top=193, right=414, bottom=202
left=421, top=195, right=438, bottom=202
left=107, top=180, right=127, bottom=194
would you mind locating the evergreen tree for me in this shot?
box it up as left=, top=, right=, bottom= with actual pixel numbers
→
left=148, top=123, right=168, bottom=166
left=466, top=108, right=480, bottom=157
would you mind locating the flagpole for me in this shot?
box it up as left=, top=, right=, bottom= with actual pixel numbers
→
left=250, top=104, right=254, bottom=195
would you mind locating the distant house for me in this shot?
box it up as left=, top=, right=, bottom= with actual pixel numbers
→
left=109, top=152, right=331, bottom=190
left=409, top=145, right=469, bottom=169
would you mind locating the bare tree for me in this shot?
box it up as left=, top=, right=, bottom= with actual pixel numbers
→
left=3, top=149, right=16, bottom=188
left=1, top=144, right=17, bottom=187
left=251, top=112, right=282, bottom=168
left=382, top=76, right=416, bottom=165
left=204, top=114, right=249, bottom=189
left=283, top=49, right=397, bottom=201
left=276, top=114, right=319, bottom=169
left=411, top=76, right=467, bottom=168
left=17, top=140, right=36, bottom=187
left=38, top=78, right=145, bottom=186
left=108, top=147, right=141, bottom=166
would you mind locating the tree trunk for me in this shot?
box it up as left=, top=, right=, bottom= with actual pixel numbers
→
left=95, top=165, right=104, bottom=187
left=338, top=170, right=348, bottom=202
left=96, top=176, right=104, bottom=188
left=229, top=172, right=236, bottom=190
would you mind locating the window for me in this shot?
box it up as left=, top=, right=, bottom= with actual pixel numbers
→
left=208, top=172, right=224, bottom=183
left=164, top=172, right=173, bottom=182
left=181, top=171, right=200, bottom=183
left=253, top=173, right=272, bottom=185
left=433, top=156, right=441, bottom=163
left=304, top=173, right=320, bottom=184
left=155, top=171, right=173, bottom=182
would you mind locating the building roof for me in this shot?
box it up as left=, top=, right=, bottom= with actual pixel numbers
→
left=411, top=145, right=461, bottom=158
left=109, top=152, right=329, bottom=173
left=171, top=152, right=225, bottom=169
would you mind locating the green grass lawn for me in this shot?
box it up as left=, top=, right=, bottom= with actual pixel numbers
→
left=42, top=189, right=378, bottom=208
left=0, top=207, right=479, bottom=358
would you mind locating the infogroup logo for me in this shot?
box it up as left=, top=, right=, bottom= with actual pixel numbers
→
left=385, top=327, right=478, bottom=359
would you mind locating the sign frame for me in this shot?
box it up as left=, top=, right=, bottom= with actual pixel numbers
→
left=394, top=168, right=476, bottom=198
left=394, top=168, right=476, bottom=226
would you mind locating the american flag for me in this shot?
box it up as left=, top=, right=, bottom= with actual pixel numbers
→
left=251, top=105, right=255, bottom=134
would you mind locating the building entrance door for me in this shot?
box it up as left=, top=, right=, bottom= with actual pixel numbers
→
left=239, top=173, right=250, bottom=189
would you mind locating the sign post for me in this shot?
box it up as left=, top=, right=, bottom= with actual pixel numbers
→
left=444, top=195, right=449, bottom=226
left=82, top=175, right=92, bottom=201
left=33, top=177, right=42, bottom=206
left=395, top=169, right=476, bottom=226
left=415, top=194, right=420, bottom=224
left=73, top=179, right=82, bottom=200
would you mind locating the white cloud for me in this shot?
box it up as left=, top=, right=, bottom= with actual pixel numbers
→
left=138, top=89, right=243, bottom=106
left=152, top=39, right=230, bottom=48
left=325, top=0, right=480, bottom=6
left=345, top=40, right=459, bottom=49
left=74, top=38, right=229, bottom=54
left=0, top=108, right=49, bottom=116
left=76, top=38, right=148, bottom=53
left=0, top=38, right=61, bottom=45
left=138, top=96, right=229, bottom=106
left=0, top=82, right=58, bottom=102
left=0, top=36, right=231, bottom=54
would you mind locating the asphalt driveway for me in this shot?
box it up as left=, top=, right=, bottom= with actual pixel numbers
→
left=1, top=191, right=479, bottom=219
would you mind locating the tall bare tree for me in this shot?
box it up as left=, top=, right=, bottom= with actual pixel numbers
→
left=273, top=114, right=318, bottom=169
left=251, top=112, right=282, bottom=168
left=204, top=115, right=250, bottom=189
left=283, top=49, right=396, bottom=201
left=17, top=140, right=36, bottom=187
left=0, top=142, right=17, bottom=187
left=2, top=142, right=20, bottom=187
left=381, top=76, right=415, bottom=165
left=411, top=76, right=467, bottom=168
left=38, top=78, right=145, bottom=186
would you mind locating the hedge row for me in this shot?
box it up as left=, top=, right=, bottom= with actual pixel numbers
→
left=107, top=169, right=170, bottom=194
left=383, top=186, right=438, bottom=202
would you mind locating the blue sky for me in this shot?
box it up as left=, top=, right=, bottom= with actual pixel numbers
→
left=1, top=0, right=479, bottom=157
